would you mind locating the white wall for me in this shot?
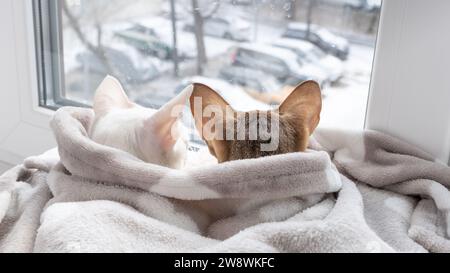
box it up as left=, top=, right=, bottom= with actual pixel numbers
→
left=367, top=0, right=450, bottom=164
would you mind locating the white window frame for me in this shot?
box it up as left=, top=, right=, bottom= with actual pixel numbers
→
left=0, top=0, right=56, bottom=169
left=366, top=0, right=450, bottom=165
left=0, top=0, right=449, bottom=168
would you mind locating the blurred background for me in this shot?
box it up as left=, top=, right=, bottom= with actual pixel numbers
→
left=46, top=0, right=381, bottom=130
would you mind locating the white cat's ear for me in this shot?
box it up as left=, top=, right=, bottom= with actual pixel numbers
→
left=93, top=76, right=132, bottom=116
left=143, top=85, right=194, bottom=151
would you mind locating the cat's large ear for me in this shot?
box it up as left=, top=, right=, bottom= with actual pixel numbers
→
left=93, top=76, right=132, bottom=116
left=279, top=80, right=322, bottom=151
left=142, top=85, right=194, bottom=152
left=189, top=83, right=234, bottom=163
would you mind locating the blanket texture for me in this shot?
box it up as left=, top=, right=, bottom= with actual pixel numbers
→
left=1, top=107, right=449, bottom=253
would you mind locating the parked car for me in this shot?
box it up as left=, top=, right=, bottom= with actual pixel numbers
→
left=219, top=65, right=282, bottom=94
left=283, top=23, right=350, bottom=60
left=184, top=16, right=251, bottom=42
left=115, top=20, right=196, bottom=60
left=125, top=23, right=157, bottom=37
left=229, top=43, right=330, bottom=88
left=272, top=38, right=344, bottom=83
left=76, top=46, right=160, bottom=85
left=115, top=29, right=173, bottom=60
left=219, top=65, right=299, bottom=104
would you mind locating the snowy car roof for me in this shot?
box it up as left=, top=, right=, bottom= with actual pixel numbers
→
left=235, top=43, right=304, bottom=72
left=286, top=23, right=349, bottom=48
left=116, top=30, right=159, bottom=42
left=210, top=16, right=251, bottom=29
left=109, top=42, right=170, bottom=71
left=287, top=22, right=320, bottom=31
left=272, top=38, right=315, bottom=52
left=316, top=28, right=348, bottom=47
left=236, top=43, right=300, bottom=62
left=221, top=65, right=270, bottom=78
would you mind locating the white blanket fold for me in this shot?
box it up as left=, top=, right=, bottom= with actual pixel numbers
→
left=1, top=107, right=450, bottom=253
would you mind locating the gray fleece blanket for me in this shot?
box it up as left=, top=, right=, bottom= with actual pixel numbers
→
left=1, top=107, right=450, bottom=253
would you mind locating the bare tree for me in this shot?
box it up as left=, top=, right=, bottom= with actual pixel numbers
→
left=169, top=0, right=179, bottom=76
left=191, top=0, right=207, bottom=75
left=62, top=0, right=118, bottom=77
left=184, top=0, right=220, bottom=75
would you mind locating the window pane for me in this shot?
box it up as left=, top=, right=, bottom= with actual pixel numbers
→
left=37, top=0, right=381, bottom=130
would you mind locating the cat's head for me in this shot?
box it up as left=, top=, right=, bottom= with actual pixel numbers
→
left=189, top=81, right=322, bottom=163
left=90, top=76, right=191, bottom=169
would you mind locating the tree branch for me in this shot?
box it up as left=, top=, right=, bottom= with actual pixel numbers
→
left=62, top=0, right=117, bottom=77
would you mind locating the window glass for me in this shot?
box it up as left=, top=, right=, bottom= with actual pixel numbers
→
left=36, top=0, right=382, bottom=130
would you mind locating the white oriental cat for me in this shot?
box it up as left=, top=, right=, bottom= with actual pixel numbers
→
left=89, top=76, right=192, bottom=169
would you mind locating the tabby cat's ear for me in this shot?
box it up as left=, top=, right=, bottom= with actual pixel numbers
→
left=279, top=81, right=322, bottom=151
left=190, top=83, right=234, bottom=162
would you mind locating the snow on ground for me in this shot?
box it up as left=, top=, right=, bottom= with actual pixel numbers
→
left=319, top=44, right=374, bottom=130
